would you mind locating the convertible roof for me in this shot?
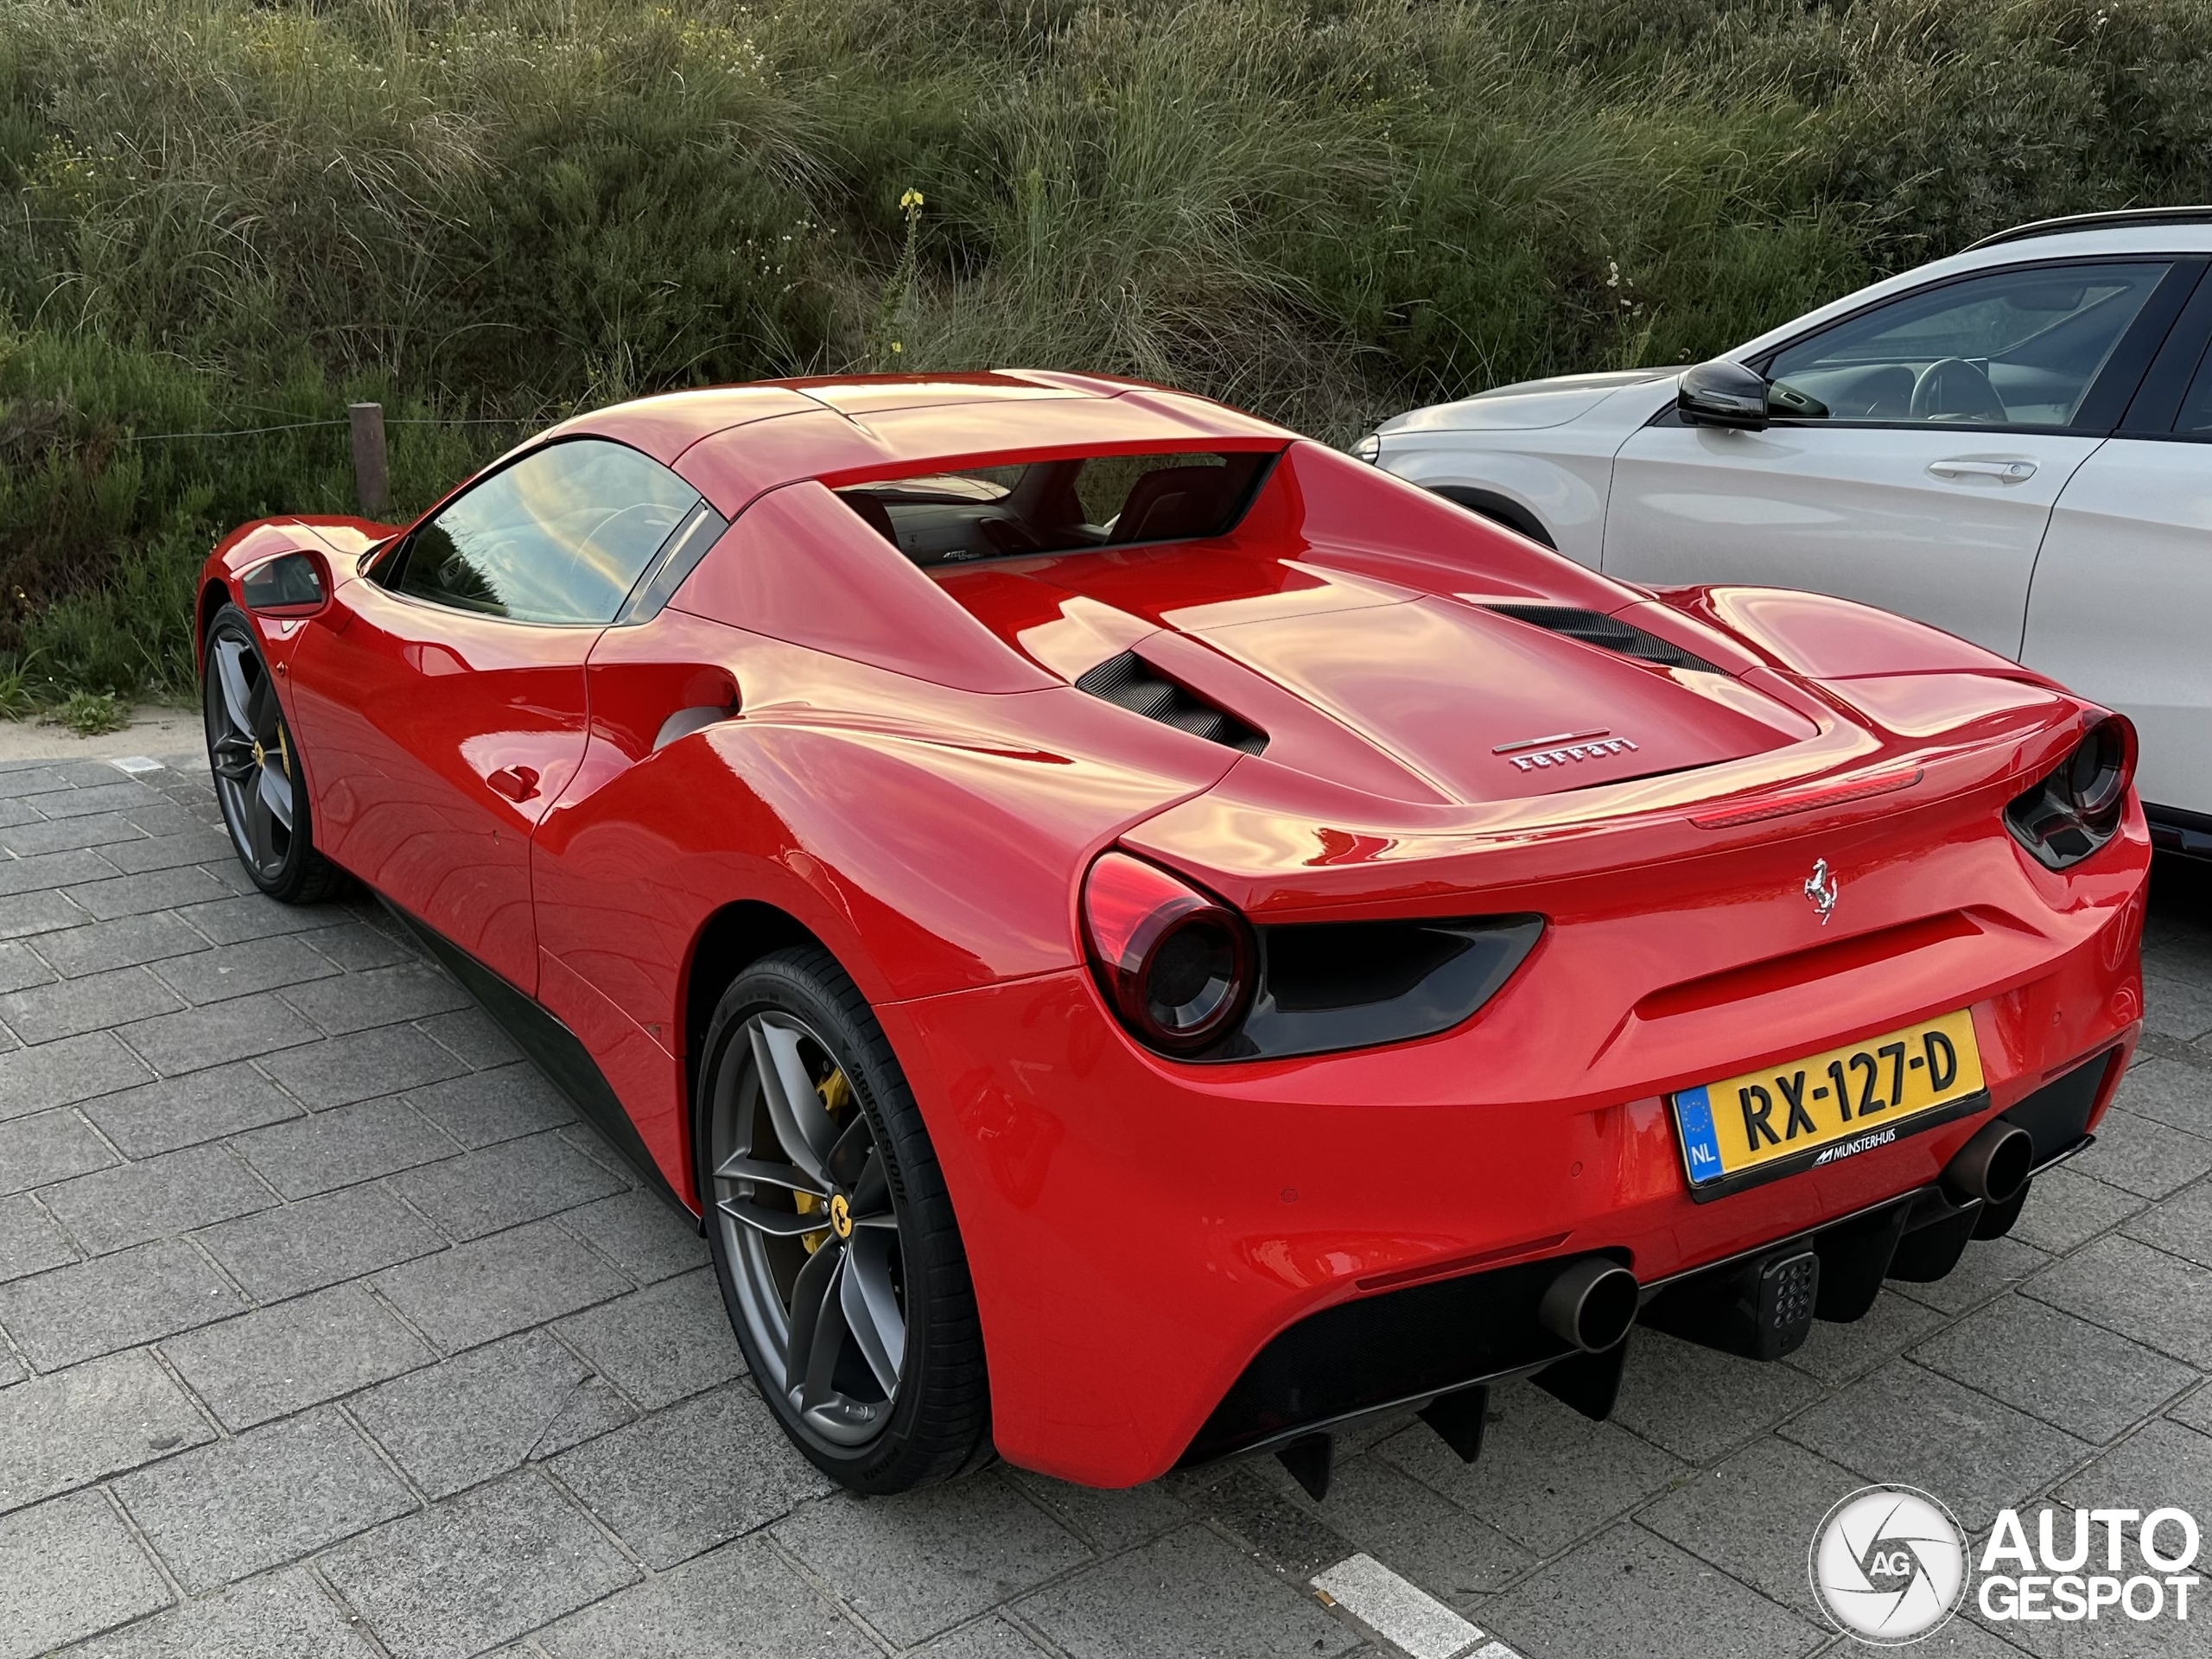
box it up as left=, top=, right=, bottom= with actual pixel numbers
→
left=544, top=371, right=1297, bottom=516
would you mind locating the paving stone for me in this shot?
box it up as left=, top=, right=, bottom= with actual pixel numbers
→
left=417, top=1004, right=524, bottom=1070
left=0, top=1490, right=172, bottom=1659
left=284, top=963, right=472, bottom=1035
left=1611, top=1326, right=1827, bottom=1465
left=550, top=1268, right=741, bottom=1412
left=122, top=990, right=322, bottom=1075
left=232, top=1096, right=461, bottom=1199
left=1261, top=1448, right=1533, bottom=1608
left=0, top=887, right=87, bottom=941
left=258, top=1025, right=468, bottom=1109
left=1001, top=1470, right=1192, bottom=1560
left=1891, top=1235, right=2053, bottom=1316
left=908, top=1616, right=1058, bottom=1659
left=0, top=848, right=121, bottom=893
left=1169, top=1459, right=1355, bottom=1580
left=79, top=1062, right=302, bottom=1158
left=149, top=934, right=342, bottom=1005
left=161, top=1281, right=433, bottom=1430
left=39, top=1143, right=276, bottom=1256
left=2067, top=1106, right=2212, bottom=1199
left=304, top=920, right=419, bottom=973
left=0, top=964, right=182, bottom=1045
left=0, top=1031, right=153, bottom=1121
left=33, top=782, right=165, bottom=822
left=387, top=1129, right=624, bottom=1242
left=60, top=1563, right=380, bottom=1659
left=320, top=1471, right=639, bottom=1659
left=0, top=1236, right=245, bottom=1370
left=0, top=941, right=54, bottom=994
left=774, top=1474, right=1090, bottom=1646
left=0, top=812, right=144, bottom=857
left=1017, top=1524, right=1356, bottom=1659
left=2107, top=1058, right=2212, bottom=1137
left=173, top=893, right=348, bottom=946
left=1785, top=1289, right=1953, bottom=1389
left=2171, top=1383, right=2212, bottom=1438
left=195, top=1183, right=445, bottom=1303
left=2144, top=973, right=2212, bottom=1042
left=1478, top=1522, right=1823, bottom=1659
left=114, top=1408, right=416, bottom=1592
left=1783, top=1358, right=2091, bottom=1529
left=559, top=1187, right=709, bottom=1285
left=372, top=1217, right=631, bottom=1352
left=1372, top=1376, right=1691, bottom=1556
left=1912, top=1294, right=2200, bottom=1443
left=0, top=1192, right=78, bottom=1283
left=0, top=1350, right=212, bottom=1513
left=2053, top=1415, right=2212, bottom=1521
left=2024, top=1232, right=2212, bottom=1367
left=541, top=1534, right=874, bottom=1659
left=353, top=1328, right=634, bottom=1499
left=2007, top=1165, right=2149, bottom=1255
left=1639, top=1434, right=1869, bottom=1618
left=554, top=1383, right=832, bottom=1567
left=96, top=827, right=238, bottom=875
left=0, top=1106, right=113, bottom=1196
left=33, top=912, right=211, bottom=979
left=64, top=866, right=232, bottom=921
left=0, top=767, right=68, bottom=800
left=2119, top=1173, right=2212, bottom=1270
left=402, top=1064, right=575, bottom=1149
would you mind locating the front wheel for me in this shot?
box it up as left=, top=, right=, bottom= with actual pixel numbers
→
left=696, top=946, right=991, bottom=1493
left=203, top=604, right=348, bottom=904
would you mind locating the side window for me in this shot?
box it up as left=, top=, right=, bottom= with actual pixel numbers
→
left=390, top=439, right=701, bottom=624
left=1763, top=262, right=2171, bottom=427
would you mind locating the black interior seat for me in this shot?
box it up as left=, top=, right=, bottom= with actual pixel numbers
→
left=1108, top=466, right=1236, bottom=543
left=844, top=492, right=900, bottom=548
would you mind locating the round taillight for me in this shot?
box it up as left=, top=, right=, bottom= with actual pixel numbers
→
left=1081, top=851, right=1253, bottom=1054
left=2064, top=719, right=2127, bottom=822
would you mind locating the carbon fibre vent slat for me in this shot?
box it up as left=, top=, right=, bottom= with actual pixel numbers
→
left=1484, top=604, right=1722, bottom=674
left=1075, top=652, right=1268, bottom=753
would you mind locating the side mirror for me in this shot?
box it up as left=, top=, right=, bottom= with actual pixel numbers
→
left=239, top=549, right=331, bottom=616
left=1677, top=359, right=1770, bottom=431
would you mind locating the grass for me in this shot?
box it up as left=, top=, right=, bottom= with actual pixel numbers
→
left=3, top=0, right=2209, bottom=705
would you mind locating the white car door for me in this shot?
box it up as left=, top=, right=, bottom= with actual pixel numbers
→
left=2026, top=286, right=2212, bottom=818
left=1602, top=258, right=2196, bottom=658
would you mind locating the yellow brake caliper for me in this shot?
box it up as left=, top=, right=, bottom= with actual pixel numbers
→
left=795, top=1068, right=852, bottom=1254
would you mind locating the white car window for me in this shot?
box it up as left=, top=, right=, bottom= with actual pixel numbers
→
left=1764, top=262, right=2170, bottom=427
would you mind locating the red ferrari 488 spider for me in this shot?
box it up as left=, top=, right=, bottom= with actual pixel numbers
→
left=198, top=372, right=2146, bottom=1497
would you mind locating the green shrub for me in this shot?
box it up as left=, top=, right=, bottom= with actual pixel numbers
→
left=2, top=0, right=2207, bottom=702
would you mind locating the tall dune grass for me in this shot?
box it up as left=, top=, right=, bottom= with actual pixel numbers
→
left=3, top=0, right=2208, bottom=699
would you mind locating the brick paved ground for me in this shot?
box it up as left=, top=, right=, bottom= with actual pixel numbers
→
left=1, top=750, right=2207, bottom=1658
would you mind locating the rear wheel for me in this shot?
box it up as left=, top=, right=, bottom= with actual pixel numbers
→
left=696, top=946, right=991, bottom=1493
left=203, top=604, right=348, bottom=904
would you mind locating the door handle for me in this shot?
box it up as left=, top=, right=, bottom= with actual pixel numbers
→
left=485, top=766, right=540, bottom=803
left=1928, top=458, right=2037, bottom=482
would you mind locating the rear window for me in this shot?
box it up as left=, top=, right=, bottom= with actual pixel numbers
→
left=836, top=450, right=1274, bottom=568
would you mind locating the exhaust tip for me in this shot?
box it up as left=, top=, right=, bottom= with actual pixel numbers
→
left=1945, top=1120, right=2034, bottom=1208
left=1538, top=1258, right=1639, bottom=1353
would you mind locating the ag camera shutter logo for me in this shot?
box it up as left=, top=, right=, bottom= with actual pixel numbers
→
left=1809, top=1485, right=1967, bottom=1644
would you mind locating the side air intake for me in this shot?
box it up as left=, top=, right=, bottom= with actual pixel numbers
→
left=1075, top=652, right=1267, bottom=753
left=1484, top=604, right=1722, bottom=674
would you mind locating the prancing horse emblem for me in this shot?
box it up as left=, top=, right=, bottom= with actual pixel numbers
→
left=1803, top=858, right=1840, bottom=925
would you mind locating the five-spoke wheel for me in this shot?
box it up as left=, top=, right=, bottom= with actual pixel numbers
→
left=698, top=947, right=990, bottom=1492
left=202, top=605, right=346, bottom=903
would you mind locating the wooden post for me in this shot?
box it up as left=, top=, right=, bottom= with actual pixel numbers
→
left=348, top=402, right=390, bottom=515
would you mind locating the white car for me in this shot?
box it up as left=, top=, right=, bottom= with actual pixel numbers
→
left=1360, top=207, right=2212, bottom=853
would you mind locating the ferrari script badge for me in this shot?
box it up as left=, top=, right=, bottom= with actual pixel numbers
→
left=1804, top=858, right=1840, bottom=925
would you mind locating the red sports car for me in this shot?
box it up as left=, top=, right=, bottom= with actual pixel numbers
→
left=197, top=372, right=2146, bottom=1498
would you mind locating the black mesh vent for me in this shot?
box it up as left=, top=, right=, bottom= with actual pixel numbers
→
left=1074, top=652, right=1267, bottom=753
left=1484, top=604, right=1722, bottom=674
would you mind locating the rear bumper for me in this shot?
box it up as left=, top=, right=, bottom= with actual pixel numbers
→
left=885, top=830, right=2144, bottom=1486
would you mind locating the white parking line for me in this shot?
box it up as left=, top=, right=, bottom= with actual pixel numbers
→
left=1310, top=1553, right=1520, bottom=1659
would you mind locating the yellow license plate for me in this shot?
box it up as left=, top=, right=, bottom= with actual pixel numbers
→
left=1671, top=1008, right=1986, bottom=1199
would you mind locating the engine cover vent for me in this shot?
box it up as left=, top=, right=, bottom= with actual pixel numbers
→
left=1484, top=604, right=1722, bottom=674
left=1075, top=652, right=1268, bottom=753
